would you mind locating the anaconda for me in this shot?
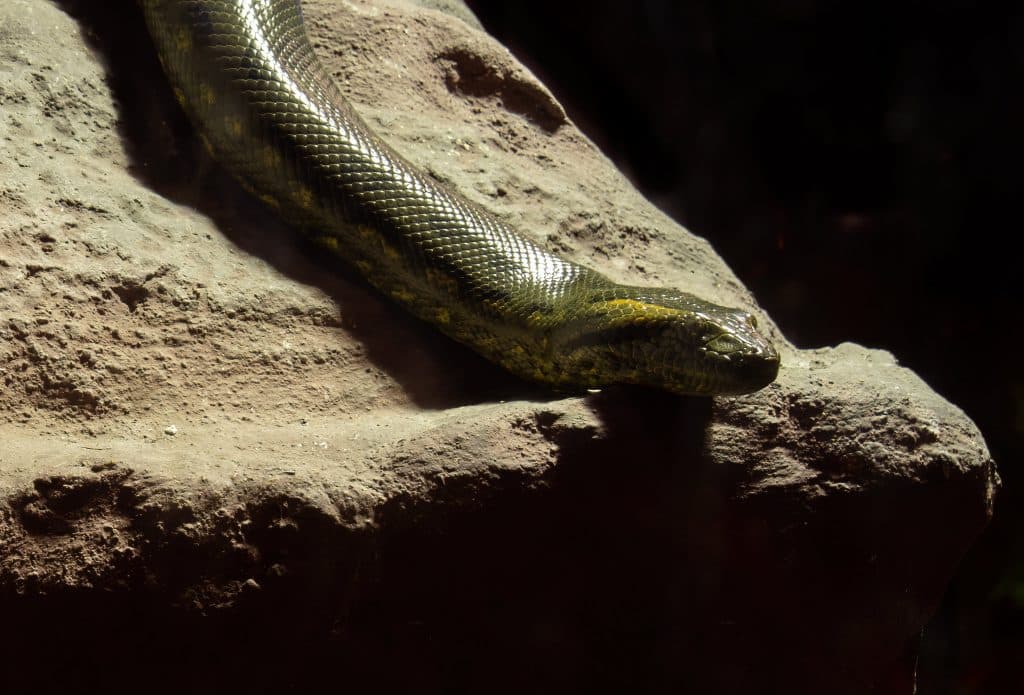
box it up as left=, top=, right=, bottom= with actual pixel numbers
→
left=139, top=0, right=780, bottom=395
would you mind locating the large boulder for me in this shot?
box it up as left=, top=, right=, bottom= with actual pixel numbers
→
left=0, top=0, right=996, bottom=691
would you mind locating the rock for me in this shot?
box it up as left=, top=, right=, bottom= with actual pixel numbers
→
left=0, top=0, right=997, bottom=692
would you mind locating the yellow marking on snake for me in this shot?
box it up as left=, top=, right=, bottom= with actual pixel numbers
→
left=226, top=116, right=245, bottom=138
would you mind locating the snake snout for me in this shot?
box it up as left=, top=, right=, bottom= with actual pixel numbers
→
left=695, top=309, right=780, bottom=393
left=734, top=345, right=781, bottom=392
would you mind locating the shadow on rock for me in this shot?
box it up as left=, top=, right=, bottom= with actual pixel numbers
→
left=52, top=0, right=548, bottom=409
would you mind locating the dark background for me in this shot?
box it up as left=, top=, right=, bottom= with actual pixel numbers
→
left=466, top=1, right=1023, bottom=692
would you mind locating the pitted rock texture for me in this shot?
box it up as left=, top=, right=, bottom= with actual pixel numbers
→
left=0, top=1, right=997, bottom=693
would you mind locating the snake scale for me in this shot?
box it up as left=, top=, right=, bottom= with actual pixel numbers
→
left=139, top=0, right=780, bottom=395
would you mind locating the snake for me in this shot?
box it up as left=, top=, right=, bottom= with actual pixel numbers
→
left=138, top=0, right=780, bottom=396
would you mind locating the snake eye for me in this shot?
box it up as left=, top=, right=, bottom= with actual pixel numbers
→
left=746, top=314, right=758, bottom=330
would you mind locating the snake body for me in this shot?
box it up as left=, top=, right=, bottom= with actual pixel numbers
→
left=139, top=0, right=780, bottom=395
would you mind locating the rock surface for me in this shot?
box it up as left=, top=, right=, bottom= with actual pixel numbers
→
left=0, top=0, right=997, bottom=692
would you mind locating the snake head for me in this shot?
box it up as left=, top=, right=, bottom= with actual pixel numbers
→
left=549, top=287, right=780, bottom=396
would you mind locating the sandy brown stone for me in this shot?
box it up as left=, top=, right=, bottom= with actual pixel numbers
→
left=0, top=0, right=997, bottom=692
